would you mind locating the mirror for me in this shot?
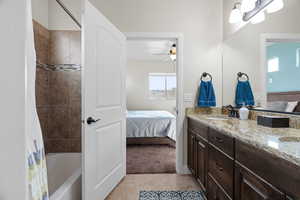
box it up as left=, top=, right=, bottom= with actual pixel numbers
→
left=222, top=0, right=300, bottom=114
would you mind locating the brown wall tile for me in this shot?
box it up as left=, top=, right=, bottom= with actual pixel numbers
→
left=34, top=21, right=81, bottom=153
left=48, top=106, right=70, bottom=139
left=48, top=71, right=70, bottom=106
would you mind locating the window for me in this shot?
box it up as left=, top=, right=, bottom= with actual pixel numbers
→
left=268, top=57, right=279, bottom=72
left=149, top=73, right=176, bottom=99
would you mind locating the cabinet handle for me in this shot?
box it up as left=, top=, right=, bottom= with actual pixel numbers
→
left=216, top=162, right=224, bottom=172
left=198, top=141, right=205, bottom=149
left=215, top=136, right=223, bottom=143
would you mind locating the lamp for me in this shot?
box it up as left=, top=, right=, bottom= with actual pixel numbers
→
left=229, top=3, right=242, bottom=24
left=266, top=0, right=284, bottom=13
left=250, top=10, right=265, bottom=24
left=241, top=0, right=257, bottom=12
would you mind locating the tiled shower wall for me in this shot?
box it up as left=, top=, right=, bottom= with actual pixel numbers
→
left=34, top=21, right=81, bottom=153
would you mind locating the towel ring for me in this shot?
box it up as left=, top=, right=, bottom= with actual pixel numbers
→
left=201, top=72, right=212, bottom=81
left=237, top=72, right=249, bottom=81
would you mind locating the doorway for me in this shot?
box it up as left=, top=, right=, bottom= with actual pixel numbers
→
left=125, top=33, right=184, bottom=174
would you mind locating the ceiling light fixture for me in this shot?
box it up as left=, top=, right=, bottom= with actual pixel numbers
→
left=230, top=0, right=284, bottom=24
left=266, top=0, right=284, bottom=13
left=229, top=3, right=242, bottom=24
left=241, top=0, right=256, bottom=12
left=250, top=10, right=266, bottom=24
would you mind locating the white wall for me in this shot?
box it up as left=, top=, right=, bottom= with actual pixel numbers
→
left=32, top=0, right=49, bottom=28
left=222, top=0, right=300, bottom=106
left=88, top=0, right=223, bottom=171
left=0, top=1, right=27, bottom=199
left=127, top=60, right=176, bottom=114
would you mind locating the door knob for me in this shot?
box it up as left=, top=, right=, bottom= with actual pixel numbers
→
left=87, top=117, right=100, bottom=125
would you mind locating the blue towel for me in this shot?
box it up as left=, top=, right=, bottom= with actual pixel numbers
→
left=198, top=80, right=216, bottom=107
left=235, top=80, right=255, bottom=107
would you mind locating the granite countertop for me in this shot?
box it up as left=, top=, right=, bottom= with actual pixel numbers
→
left=187, top=113, right=300, bottom=167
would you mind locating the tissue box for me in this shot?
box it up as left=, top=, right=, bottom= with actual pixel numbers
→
left=257, top=115, right=289, bottom=128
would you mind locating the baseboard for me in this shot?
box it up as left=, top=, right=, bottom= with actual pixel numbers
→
left=176, top=165, right=191, bottom=174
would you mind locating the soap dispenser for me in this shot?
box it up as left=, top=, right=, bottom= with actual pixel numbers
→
left=239, top=103, right=249, bottom=120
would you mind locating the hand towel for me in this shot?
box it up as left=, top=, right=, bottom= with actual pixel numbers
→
left=198, top=80, right=216, bottom=107
left=235, top=80, right=255, bottom=107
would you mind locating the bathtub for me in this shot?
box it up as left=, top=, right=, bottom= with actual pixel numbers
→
left=46, top=153, right=82, bottom=200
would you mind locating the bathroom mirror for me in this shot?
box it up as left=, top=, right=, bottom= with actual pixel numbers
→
left=222, top=0, right=300, bottom=114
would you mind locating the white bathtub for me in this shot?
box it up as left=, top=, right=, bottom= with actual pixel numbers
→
left=46, top=153, right=82, bottom=200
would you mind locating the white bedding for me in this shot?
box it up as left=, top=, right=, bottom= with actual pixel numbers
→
left=126, top=110, right=176, bottom=141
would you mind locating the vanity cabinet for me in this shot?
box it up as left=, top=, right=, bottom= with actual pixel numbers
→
left=188, top=118, right=209, bottom=193
left=187, top=117, right=300, bottom=200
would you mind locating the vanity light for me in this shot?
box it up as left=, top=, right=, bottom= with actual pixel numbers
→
left=266, top=0, right=284, bottom=13
left=229, top=3, right=242, bottom=24
left=241, top=0, right=256, bottom=12
left=250, top=11, right=266, bottom=24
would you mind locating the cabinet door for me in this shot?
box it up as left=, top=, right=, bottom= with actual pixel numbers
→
left=235, top=164, right=285, bottom=200
left=188, top=131, right=196, bottom=175
left=196, top=137, right=208, bottom=191
left=207, top=175, right=231, bottom=200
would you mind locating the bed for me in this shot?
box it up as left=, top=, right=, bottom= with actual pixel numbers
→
left=126, top=110, right=176, bottom=141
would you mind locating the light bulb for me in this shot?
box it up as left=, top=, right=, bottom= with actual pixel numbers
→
left=251, top=11, right=265, bottom=24
left=241, top=0, right=256, bottom=12
left=229, top=7, right=242, bottom=24
left=267, top=0, right=284, bottom=13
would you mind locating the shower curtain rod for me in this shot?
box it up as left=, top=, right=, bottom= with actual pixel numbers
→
left=56, top=0, right=82, bottom=29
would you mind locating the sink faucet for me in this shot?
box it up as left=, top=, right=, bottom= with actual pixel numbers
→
left=223, top=105, right=239, bottom=118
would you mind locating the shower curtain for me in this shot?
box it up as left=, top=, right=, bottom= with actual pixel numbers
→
left=26, top=1, right=49, bottom=200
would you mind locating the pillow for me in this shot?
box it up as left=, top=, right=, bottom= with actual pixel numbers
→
left=285, top=101, right=298, bottom=113
left=266, top=101, right=288, bottom=112
left=293, top=102, right=300, bottom=112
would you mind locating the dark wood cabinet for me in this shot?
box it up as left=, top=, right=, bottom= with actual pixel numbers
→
left=208, top=145, right=234, bottom=198
left=188, top=119, right=208, bottom=192
left=235, top=163, right=285, bottom=200
left=187, top=117, right=300, bottom=200
left=188, top=130, right=196, bottom=176
left=195, top=136, right=208, bottom=191
left=207, top=175, right=231, bottom=200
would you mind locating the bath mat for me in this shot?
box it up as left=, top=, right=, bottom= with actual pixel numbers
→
left=139, top=191, right=205, bottom=200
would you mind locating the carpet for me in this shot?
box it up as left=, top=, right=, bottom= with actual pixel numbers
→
left=139, top=191, right=205, bottom=200
left=127, top=144, right=176, bottom=174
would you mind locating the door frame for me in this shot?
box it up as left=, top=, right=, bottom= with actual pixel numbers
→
left=125, top=32, right=185, bottom=173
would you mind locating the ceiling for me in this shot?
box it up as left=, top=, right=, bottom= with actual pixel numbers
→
left=127, top=39, right=176, bottom=62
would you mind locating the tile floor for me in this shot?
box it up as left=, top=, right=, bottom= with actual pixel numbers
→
left=106, top=174, right=201, bottom=200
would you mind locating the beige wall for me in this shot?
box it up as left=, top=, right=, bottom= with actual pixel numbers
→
left=127, top=60, right=176, bottom=114
left=48, top=0, right=81, bottom=30
left=222, top=0, right=300, bottom=106
left=32, top=0, right=81, bottom=31
left=89, top=0, right=223, bottom=171
left=32, top=0, right=49, bottom=28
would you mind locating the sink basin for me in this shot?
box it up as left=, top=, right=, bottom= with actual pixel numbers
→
left=279, top=137, right=300, bottom=143
left=206, top=116, right=229, bottom=121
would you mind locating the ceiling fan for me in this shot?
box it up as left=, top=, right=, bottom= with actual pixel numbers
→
left=152, top=43, right=177, bottom=61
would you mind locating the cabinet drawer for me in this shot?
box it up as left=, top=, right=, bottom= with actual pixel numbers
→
left=207, top=175, right=232, bottom=200
left=188, top=118, right=208, bottom=140
left=235, top=163, right=285, bottom=200
left=236, top=140, right=300, bottom=198
left=209, top=128, right=234, bottom=158
left=209, top=145, right=234, bottom=198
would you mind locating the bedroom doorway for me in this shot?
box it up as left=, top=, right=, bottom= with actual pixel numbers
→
left=125, top=33, right=184, bottom=174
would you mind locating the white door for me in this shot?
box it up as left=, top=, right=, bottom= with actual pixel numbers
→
left=82, top=1, right=126, bottom=200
